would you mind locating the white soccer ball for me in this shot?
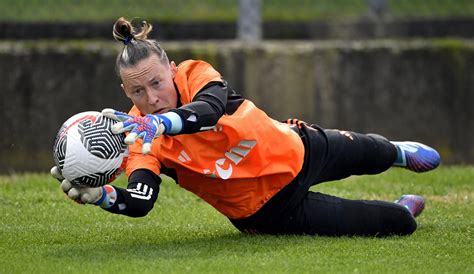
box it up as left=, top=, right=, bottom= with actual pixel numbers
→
left=52, top=111, right=128, bottom=187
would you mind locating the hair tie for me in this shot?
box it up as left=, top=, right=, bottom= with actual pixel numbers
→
left=123, top=34, right=134, bottom=45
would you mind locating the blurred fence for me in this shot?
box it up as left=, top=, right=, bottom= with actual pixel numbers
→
left=1, top=0, right=473, bottom=22
left=0, top=0, right=473, bottom=40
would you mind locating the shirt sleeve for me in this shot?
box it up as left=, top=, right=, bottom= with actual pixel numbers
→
left=170, top=81, right=243, bottom=133
left=104, top=169, right=161, bottom=217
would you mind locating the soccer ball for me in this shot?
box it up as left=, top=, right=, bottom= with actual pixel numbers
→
left=53, top=111, right=128, bottom=187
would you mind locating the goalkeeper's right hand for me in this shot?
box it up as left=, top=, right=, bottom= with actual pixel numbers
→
left=50, top=166, right=117, bottom=208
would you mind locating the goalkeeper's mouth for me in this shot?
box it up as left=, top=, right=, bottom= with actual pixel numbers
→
left=153, top=108, right=166, bottom=115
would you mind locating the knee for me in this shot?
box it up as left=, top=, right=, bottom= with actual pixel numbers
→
left=362, top=134, right=398, bottom=174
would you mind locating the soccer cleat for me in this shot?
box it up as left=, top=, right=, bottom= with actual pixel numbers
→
left=391, top=141, right=440, bottom=172
left=395, top=195, right=425, bottom=217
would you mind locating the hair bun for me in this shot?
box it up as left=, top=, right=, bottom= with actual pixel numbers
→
left=113, top=17, right=153, bottom=45
left=113, top=17, right=134, bottom=44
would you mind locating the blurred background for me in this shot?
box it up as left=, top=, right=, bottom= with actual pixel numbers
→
left=1, top=0, right=473, bottom=173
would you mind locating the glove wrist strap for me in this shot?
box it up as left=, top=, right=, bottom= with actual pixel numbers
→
left=95, top=185, right=117, bottom=209
left=160, top=112, right=183, bottom=134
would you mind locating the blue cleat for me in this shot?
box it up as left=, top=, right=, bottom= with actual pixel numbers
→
left=391, top=141, right=441, bottom=173
left=395, top=195, right=425, bottom=217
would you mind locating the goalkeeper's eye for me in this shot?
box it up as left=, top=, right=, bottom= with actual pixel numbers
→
left=134, top=88, right=144, bottom=96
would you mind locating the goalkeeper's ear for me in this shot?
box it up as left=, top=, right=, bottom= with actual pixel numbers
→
left=170, top=61, right=177, bottom=78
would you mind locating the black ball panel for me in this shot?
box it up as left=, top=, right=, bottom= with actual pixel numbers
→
left=71, top=168, right=122, bottom=188
left=53, top=124, right=67, bottom=171
left=79, top=115, right=127, bottom=159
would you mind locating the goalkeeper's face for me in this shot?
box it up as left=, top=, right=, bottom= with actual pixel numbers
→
left=120, top=54, right=178, bottom=115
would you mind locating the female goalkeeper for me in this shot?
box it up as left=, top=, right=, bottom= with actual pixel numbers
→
left=51, top=17, right=440, bottom=236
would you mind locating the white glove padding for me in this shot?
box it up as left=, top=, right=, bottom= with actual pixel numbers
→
left=60, top=180, right=103, bottom=204
left=51, top=166, right=101, bottom=204
left=51, top=166, right=116, bottom=208
left=50, top=166, right=64, bottom=182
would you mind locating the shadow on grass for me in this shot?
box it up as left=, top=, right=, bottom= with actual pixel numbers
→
left=45, top=230, right=411, bottom=263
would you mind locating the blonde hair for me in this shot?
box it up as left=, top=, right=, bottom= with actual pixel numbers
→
left=112, top=17, right=169, bottom=76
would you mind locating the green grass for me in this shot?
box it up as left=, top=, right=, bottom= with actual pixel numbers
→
left=0, top=0, right=473, bottom=23
left=1, top=166, right=473, bottom=273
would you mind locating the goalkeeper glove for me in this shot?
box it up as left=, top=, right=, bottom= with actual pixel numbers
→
left=102, top=108, right=182, bottom=155
left=50, top=166, right=117, bottom=208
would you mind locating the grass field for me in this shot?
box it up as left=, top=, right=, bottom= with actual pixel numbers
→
left=0, top=166, right=473, bottom=273
left=0, top=0, right=473, bottom=23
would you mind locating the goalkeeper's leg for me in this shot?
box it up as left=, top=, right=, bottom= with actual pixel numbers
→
left=313, top=129, right=398, bottom=183
left=314, top=129, right=440, bottom=184
left=281, top=191, right=417, bottom=236
left=231, top=191, right=418, bottom=236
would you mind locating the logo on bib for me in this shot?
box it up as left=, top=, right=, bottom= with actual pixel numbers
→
left=204, top=140, right=257, bottom=179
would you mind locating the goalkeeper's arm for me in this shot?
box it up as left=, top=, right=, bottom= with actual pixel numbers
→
left=105, top=169, right=161, bottom=217
left=169, top=80, right=244, bottom=134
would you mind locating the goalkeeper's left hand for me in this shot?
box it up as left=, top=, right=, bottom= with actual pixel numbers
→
left=102, top=108, right=182, bottom=155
